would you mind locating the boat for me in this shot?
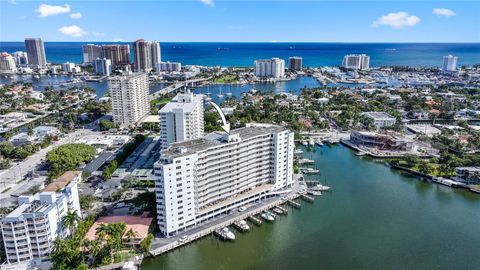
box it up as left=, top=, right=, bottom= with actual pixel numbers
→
left=272, top=207, right=284, bottom=215
left=260, top=212, right=275, bottom=222
left=298, top=158, right=314, bottom=165
left=307, top=190, right=322, bottom=196
left=205, top=86, right=212, bottom=101
left=214, top=227, right=235, bottom=240
left=308, top=139, right=315, bottom=146
left=250, top=88, right=258, bottom=94
left=315, top=140, right=324, bottom=146
left=312, top=184, right=330, bottom=191
left=33, top=75, right=40, bottom=79
left=217, top=87, right=224, bottom=98
left=294, top=149, right=303, bottom=155
left=226, top=86, right=233, bottom=96
left=301, top=141, right=308, bottom=146
left=355, top=151, right=366, bottom=156
left=233, top=220, right=250, bottom=232
left=301, top=168, right=320, bottom=174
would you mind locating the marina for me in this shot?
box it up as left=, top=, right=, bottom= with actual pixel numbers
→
left=142, top=145, right=480, bottom=270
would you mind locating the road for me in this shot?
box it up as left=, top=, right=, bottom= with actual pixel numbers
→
left=0, top=127, right=101, bottom=202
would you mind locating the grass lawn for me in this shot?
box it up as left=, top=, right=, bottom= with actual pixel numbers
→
left=213, top=75, right=238, bottom=83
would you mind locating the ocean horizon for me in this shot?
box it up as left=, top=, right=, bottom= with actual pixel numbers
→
left=1, top=42, right=479, bottom=67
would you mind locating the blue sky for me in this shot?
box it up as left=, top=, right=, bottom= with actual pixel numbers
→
left=1, top=0, right=479, bottom=42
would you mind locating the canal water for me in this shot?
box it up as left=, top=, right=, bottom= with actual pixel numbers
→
left=142, top=145, right=480, bottom=270
left=0, top=75, right=320, bottom=101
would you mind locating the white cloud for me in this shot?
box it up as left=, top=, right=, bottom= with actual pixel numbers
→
left=36, top=4, right=71, bottom=17
left=372, top=12, right=420, bottom=29
left=69, top=12, right=82, bottom=19
left=92, top=32, right=105, bottom=37
left=433, top=8, right=456, bottom=17
left=58, top=25, right=87, bottom=37
left=200, top=0, right=215, bottom=7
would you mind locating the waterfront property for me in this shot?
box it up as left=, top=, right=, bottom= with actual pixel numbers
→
left=85, top=213, right=153, bottom=247
left=142, top=145, right=480, bottom=270
left=349, top=130, right=413, bottom=152
left=154, top=123, right=294, bottom=237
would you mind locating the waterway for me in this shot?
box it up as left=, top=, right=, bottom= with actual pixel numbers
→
left=0, top=75, right=322, bottom=101
left=142, top=145, right=480, bottom=270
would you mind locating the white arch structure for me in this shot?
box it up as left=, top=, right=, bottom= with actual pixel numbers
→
left=209, top=101, right=230, bottom=134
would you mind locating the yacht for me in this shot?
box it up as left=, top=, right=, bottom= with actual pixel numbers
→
left=301, top=168, right=320, bottom=174
left=260, top=212, right=275, bottom=222
left=272, top=207, right=284, bottom=215
left=214, top=227, right=235, bottom=240
left=226, top=86, right=233, bottom=96
left=217, top=87, right=224, bottom=98
left=312, top=184, right=331, bottom=191
left=205, top=87, right=212, bottom=101
left=233, top=220, right=250, bottom=232
left=308, top=139, right=315, bottom=146
left=307, top=190, right=322, bottom=196
left=315, top=140, right=324, bottom=146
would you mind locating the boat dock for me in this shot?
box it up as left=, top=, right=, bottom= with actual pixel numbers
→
left=287, top=199, right=301, bottom=208
left=301, top=194, right=315, bottom=202
left=248, top=215, right=263, bottom=225
left=150, top=186, right=306, bottom=256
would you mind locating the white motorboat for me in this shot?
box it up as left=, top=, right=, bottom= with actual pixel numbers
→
left=233, top=220, right=250, bottom=232
left=308, top=139, right=315, bottom=146
left=272, top=207, right=284, bottom=215
left=215, top=227, right=235, bottom=240
left=315, top=140, right=324, bottom=146
left=301, top=168, right=320, bottom=174
left=260, top=212, right=275, bottom=222
left=312, top=184, right=331, bottom=191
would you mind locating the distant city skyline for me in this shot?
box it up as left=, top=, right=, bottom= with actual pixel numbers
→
left=1, top=1, right=479, bottom=42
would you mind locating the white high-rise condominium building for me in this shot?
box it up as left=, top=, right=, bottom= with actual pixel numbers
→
left=12, top=51, right=28, bottom=66
left=159, top=92, right=204, bottom=149
left=62, top=62, right=75, bottom=73
left=0, top=171, right=81, bottom=269
left=82, top=44, right=103, bottom=64
left=154, top=124, right=294, bottom=236
left=109, top=73, right=150, bottom=128
left=0, top=53, right=17, bottom=73
left=254, top=58, right=285, bottom=78
left=442, top=55, right=458, bottom=72
left=133, top=39, right=162, bottom=72
left=157, top=61, right=182, bottom=72
left=24, top=38, right=47, bottom=67
left=342, top=54, right=370, bottom=70
left=93, top=58, right=112, bottom=76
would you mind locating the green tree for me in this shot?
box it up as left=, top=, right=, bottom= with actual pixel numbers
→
left=62, top=211, right=80, bottom=234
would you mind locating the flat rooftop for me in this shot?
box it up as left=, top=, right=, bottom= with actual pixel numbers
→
left=363, top=112, right=396, bottom=120
left=161, top=124, right=286, bottom=158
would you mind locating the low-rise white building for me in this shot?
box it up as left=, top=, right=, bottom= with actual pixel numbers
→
left=0, top=171, right=81, bottom=270
left=154, top=124, right=294, bottom=237
left=157, top=61, right=181, bottom=72
left=362, top=112, right=396, bottom=128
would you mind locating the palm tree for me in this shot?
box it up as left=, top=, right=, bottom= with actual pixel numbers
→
left=62, top=211, right=80, bottom=235
left=125, top=229, right=138, bottom=246
left=95, top=223, right=110, bottom=241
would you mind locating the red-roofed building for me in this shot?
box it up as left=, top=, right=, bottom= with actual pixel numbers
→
left=86, top=214, right=153, bottom=246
